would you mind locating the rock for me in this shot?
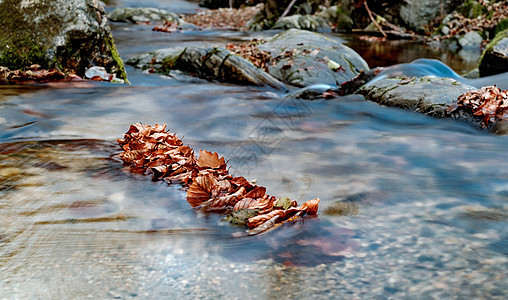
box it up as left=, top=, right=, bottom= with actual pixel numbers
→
left=458, top=31, right=483, bottom=49
left=478, top=29, right=508, bottom=77
left=315, top=5, right=354, bottom=32
left=457, top=0, right=486, bottom=19
left=107, top=7, right=180, bottom=23
left=126, top=47, right=288, bottom=91
left=441, top=26, right=450, bottom=35
left=0, top=0, right=127, bottom=81
left=400, top=0, right=462, bottom=32
left=199, top=0, right=260, bottom=9
left=248, top=0, right=331, bottom=30
left=257, top=29, right=369, bottom=87
left=127, top=29, right=368, bottom=89
left=359, top=76, right=475, bottom=117
left=273, top=15, right=331, bottom=32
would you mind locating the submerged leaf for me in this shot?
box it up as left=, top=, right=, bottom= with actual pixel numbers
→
left=225, top=208, right=260, bottom=225
left=274, top=197, right=293, bottom=210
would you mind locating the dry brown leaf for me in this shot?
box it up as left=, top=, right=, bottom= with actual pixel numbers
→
left=243, top=186, right=266, bottom=199
left=233, top=195, right=275, bottom=211
left=298, top=198, right=320, bottom=215
left=186, top=173, right=217, bottom=207
left=196, top=150, right=226, bottom=169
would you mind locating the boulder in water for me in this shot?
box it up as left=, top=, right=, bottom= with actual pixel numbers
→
left=127, top=29, right=368, bottom=90
left=0, top=0, right=127, bottom=81
left=108, top=7, right=180, bottom=23
left=257, top=29, right=369, bottom=87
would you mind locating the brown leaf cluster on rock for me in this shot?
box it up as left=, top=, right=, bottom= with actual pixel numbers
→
left=182, top=4, right=262, bottom=30
left=448, top=86, right=508, bottom=128
left=117, top=123, right=319, bottom=234
left=226, top=39, right=273, bottom=71
left=0, top=65, right=82, bottom=84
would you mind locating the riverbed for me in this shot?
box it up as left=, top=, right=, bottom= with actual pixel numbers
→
left=0, top=1, right=507, bottom=299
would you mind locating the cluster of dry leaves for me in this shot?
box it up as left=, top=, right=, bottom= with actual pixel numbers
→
left=152, top=21, right=184, bottom=33
left=181, top=4, right=262, bottom=30
left=448, top=86, right=508, bottom=127
left=435, top=1, right=508, bottom=42
left=116, top=123, right=319, bottom=235
left=0, top=65, right=81, bottom=84
left=226, top=39, right=272, bottom=71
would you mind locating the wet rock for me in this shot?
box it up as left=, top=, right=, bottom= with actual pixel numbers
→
left=107, top=7, right=180, bottom=23
left=257, top=29, right=369, bottom=87
left=400, top=0, right=462, bottom=32
left=273, top=15, right=331, bottom=32
left=126, top=47, right=288, bottom=91
left=248, top=0, right=330, bottom=31
left=0, top=0, right=127, bottom=81
left=315, top=5, right=354, bottom=32
left=478, top=29, right=508, bottom=77
left=359, top=76, right=475, bottom=117
left=127, top=29, right=368, bottom=90
left=458, top=31, right=483, bottom=49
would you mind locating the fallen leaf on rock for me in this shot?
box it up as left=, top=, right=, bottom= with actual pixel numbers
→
left=448, top=86, right=508, bottom=128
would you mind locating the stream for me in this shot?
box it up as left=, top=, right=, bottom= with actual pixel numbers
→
left=0, top=1, right=507, bottom=299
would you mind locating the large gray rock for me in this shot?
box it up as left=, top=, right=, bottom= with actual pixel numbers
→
left=257, top=29, right=369, bottom=87
left=272, top=15, right=331, bottom=32
left=400, top=0, right=461, bottom=32
left=0, top=0, right=127, bottom=81
left=479, top=29, right=508, bottom=77
left=127, top=29, right=368, bottom=90
left=108, top=7, right=180, bottom=23
left=359, top=76, right=475, bottom=117
left=127, top=47, right=288, bottom=91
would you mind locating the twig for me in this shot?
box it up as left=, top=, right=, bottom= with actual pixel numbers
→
left=370, top=10, right=405, bottom=33
left=280, top=0, right=298, bottom=19
left=364, top=1, right=387, bottom=38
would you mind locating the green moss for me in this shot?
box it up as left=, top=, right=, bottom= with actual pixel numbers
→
left=0, top=0, right=60, bottom=69
left=104, top=32, right=129, bottom=83
left=457, top=0, right=487, bottom=19
left=0, top=36, right=50, bottom=69
left=495, top=17, right=508, bottom=35
left=159, top=48, right=186, bottom=73
left=478, top=28, right=508, bottom=71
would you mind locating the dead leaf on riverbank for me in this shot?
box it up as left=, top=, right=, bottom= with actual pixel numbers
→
left=0, top=65, right=82, bottom=84
left=182, top=4, right=262, bottom=30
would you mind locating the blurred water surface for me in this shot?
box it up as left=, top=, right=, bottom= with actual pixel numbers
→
left=0, top=3, right=506, bottom=298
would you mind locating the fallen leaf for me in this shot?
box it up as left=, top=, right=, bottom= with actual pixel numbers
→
left=186, top=173, right=217, bottom=207
left=196, top=150, right=226, bottom=169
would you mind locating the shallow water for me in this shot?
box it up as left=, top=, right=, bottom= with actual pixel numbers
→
left=1, top=4, right=507, bottom=299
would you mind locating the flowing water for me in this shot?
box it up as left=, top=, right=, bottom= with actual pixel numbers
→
left=1, top=2, right=507, bottom=299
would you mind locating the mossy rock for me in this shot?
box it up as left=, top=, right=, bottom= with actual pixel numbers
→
left=457, top=0, right=486, bottom=19
left=126, top=46, right=288, bottom=91
left=478, top=28, right=508, bottom=77
left=495, top=17, right=508, bottom=36
left=0, top=0, right=127, bottom=81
